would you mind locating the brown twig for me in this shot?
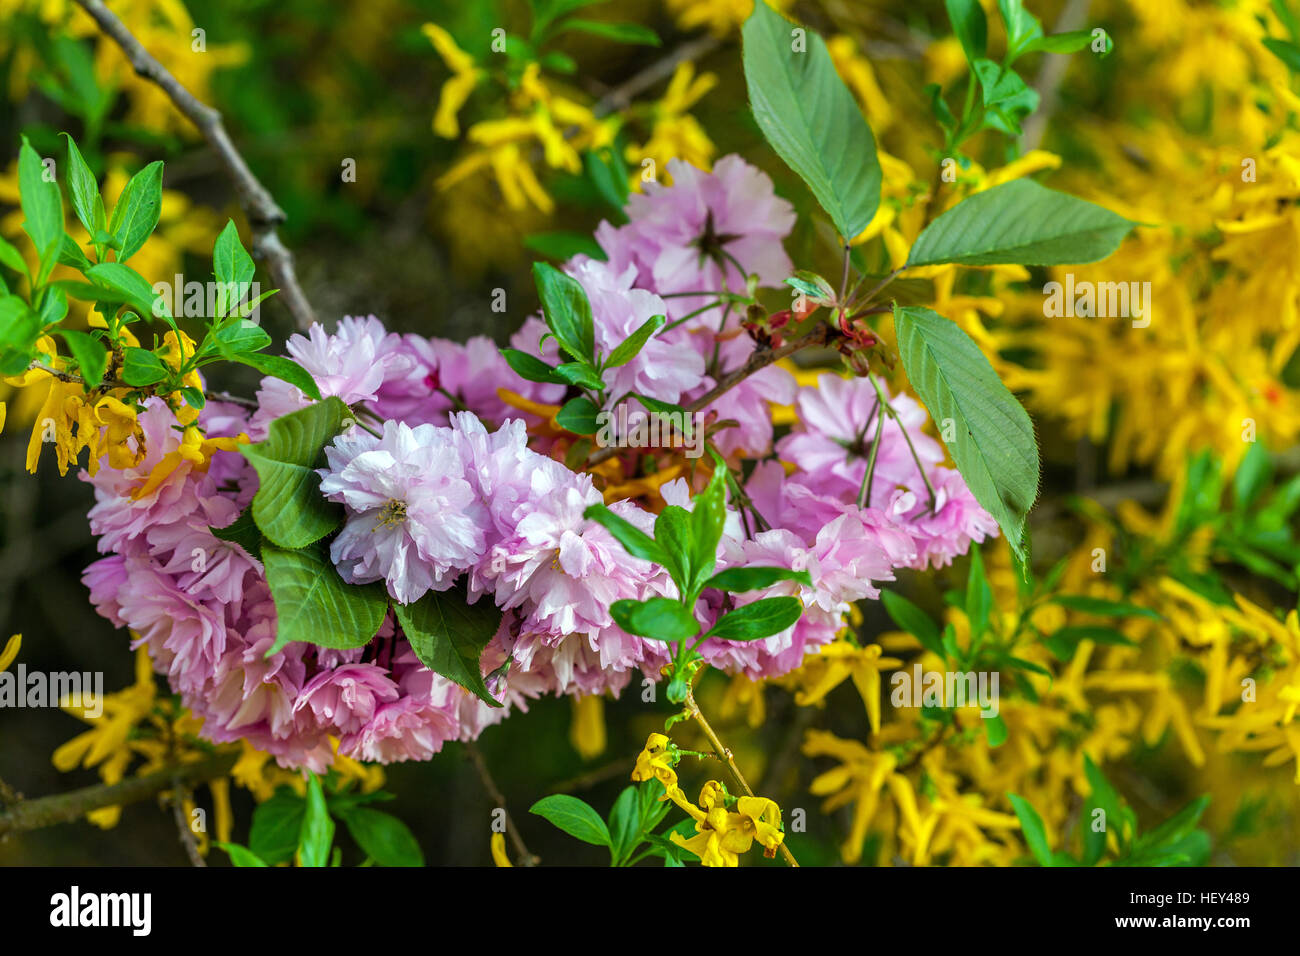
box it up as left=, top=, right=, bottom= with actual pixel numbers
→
left=464, top=740, right=539, bottom=866
left=72, top=0, right=317, bottom=332
left=1020, top=0, right=1093, bottom=152
left=168, top=779, right=207, bottom=867
left=685, top=688, right=799, bottom=867
left=0, top=751, right=237, bottom=837
left=591, top=33, right=723, bottom=117
left=587, top=323, right=831, bottom=468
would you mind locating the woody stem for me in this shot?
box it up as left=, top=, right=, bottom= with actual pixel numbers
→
left=684, top=688, right=799, bottom=868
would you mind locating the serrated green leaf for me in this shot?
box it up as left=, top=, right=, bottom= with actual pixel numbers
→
left=394, top=583, right=503, bottom=707
left=263, top=543, right=388, bottom=656
left=907, top=179, right=1135, bottom=267
left=741, top=1, right=881, bottom=241
left=240, top=396, right=349, bottom=548
left=210, top=506, right=263, bottom=562
left=232, top=351, right=322, bottom=401
left=893, top=305, right=1039, bottom=562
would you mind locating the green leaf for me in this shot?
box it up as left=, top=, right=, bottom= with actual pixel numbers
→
left=785, top=271, right=835, bottom=303
left=607, top=786, right=641, bottom=866
left=1008, top=793, right=1054, bottom=865
left=553, top=362, right=605, bottom=390
left=213, top=219, right=256, bottom=289
left=742, top=1, right=881, bottom=241
left=552, top=19, right=660, bottom=45
left=212, top=320, right=273, bottom=356
left=880, top=589, right=946, bottom=658
left=1234, top=441, right=1273, bottom=510
left=298, top=772, right=335, bottom=868
left=583, top=504, right=668, bottom=565
left=584, top=148, right=630, bottom=216
left=688, top=459, right=729, bottom=595
left=652, top=505, right=694, bottom=595
left=1135, top=795, right=1210, bottom=856
left=1083, top=755, right=1127, bottom=850
left=1043, top=625, right=1135, bottom=661
left=263, top=543, right=389, bottom=656
left=248, top=789, right=306, bottom=865
left=703, top=596, right=803, bottom=642
left=107, top=160, right=163, bottom=263
left=216, top=842, right=269, bottom=867
left=60, top=133, right=102, bottom=237
left=55, top=329, right=108, bottom=386
left=394, top=584, right=504, bottom=708
left=523, top=230, right=606, bottom=261
left=893, top=305, right=1039, bottom=562
left=210, top=506, right=264, bottom=561
left=556, top=396, right=601, bottom=434
left=231, top=352, right=322, bottom=401
left=1265, top=36, right=1300, bottom=72
left=966, top=546, right=993, bottom=637
left=18, top=136, right=63, bottom=269
left=337, top=806, right=424, bottom=867
left=84, top=262, right=168, bottom=320
left=240, top=396, right=349, bottom=547
left=502, top=347, right=564, bottom=385
left=58, top=235, right=93, bottom=271
left=984, top=713, right=1008, bottom=747
left=1028, top=30, right=1097, bottom=54
left=610, top=597, right=701, bottom=642
left=121, top=346, right=168, bottom=386
left=0, top=236, right=26, bottom=275
left=946, top=0, right=982, bottom=62
left=946, top=0, right=987, bottom=62
left=998, top=0, right=1043, bottom=62
left=907, top=179, right=1136, bottom=267
left=533, top=261, right=595, bottom=363
left=971, top=60, right=1038, bottom=137
left=529, top=794, right=611, bottom=847
left=704, top=566, right=812, bottom=592
left=1049, top=595, right=1160, bottom=619
left=605, top=313, right=665, bottom=368
left=38, top=284, right=68, bottom=327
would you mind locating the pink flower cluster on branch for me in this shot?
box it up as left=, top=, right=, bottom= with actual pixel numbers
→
left=81, top=155, right=996, bottom=769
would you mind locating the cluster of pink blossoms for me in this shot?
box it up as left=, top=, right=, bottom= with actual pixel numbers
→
left=81, top=155, right=995, bottom=769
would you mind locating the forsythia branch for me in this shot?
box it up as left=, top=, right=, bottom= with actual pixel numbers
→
left=72, top=0, right=318, bottom=332
left=685, top=688, right=800, bottom=868
left=0, top=751, right=237, bottom=838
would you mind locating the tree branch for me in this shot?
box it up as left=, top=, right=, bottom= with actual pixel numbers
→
left=72, top=0, right=317, bottom=332
left=587, top=323, right=831, bottom=468
left=0, top=751, right=237, bottom=838
left=464, top=741, right=539, bottom=867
